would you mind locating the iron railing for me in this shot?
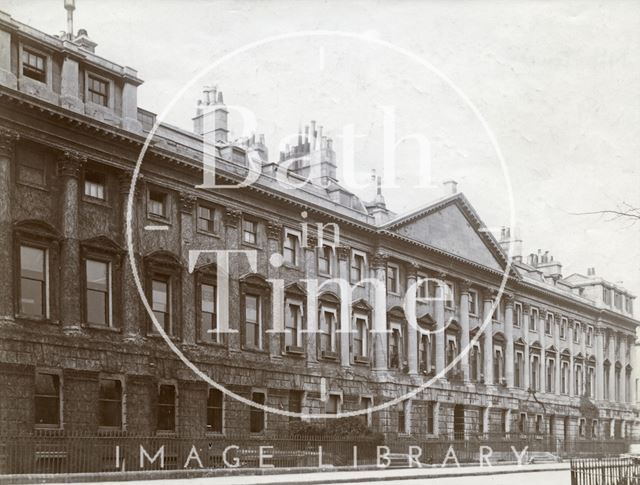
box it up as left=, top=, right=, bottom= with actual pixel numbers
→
left=571, top=457, right=640, bottom=485
left=0, top=431, right=633, bottom=476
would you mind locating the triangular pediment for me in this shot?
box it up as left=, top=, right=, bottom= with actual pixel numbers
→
left=381, top=194, right=508, bottom=272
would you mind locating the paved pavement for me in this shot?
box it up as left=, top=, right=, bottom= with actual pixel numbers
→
left=40, top=463, right=571, bottom=485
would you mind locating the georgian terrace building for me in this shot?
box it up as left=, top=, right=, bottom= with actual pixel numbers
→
left=0, top=8, right=638, bottom=443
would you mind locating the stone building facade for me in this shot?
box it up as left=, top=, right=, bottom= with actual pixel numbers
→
left=0, top=9, right=638, bottom=443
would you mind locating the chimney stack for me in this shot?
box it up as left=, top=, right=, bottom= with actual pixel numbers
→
left=64, top=0, right=75, bottom=40
left=443, top=180, right=458, bottom=195
left=193, top=86, right=228, bottom=143
left=587, top=267, right=596, bottom=276
left=499, top=226, right=523, bottom=262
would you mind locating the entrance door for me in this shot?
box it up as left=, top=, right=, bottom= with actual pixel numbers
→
left=454, top=405, right=465, bottom=440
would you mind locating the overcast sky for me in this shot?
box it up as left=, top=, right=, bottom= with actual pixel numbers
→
left=6, top=0, right=640, bottom=310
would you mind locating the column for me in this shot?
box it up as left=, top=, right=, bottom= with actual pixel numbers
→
left=267, top=222, right=284, bottom=360
left=435, top=273, right=446, bottom=375
left=304, top=234, right=321, bottom=364
left=372, top=252, right=388, bottom=371
left=608, top=330, right=616, bottom=402
left=332, top=243, right=353, bottom=367
left=523, top=304, right=531, bottom=390
left=179, top=193, right=196, bottom=345
left=554, top=313, right=562, bottom=395
left=504, top=294, right=514, bottom=388
left=119, top=170, right=144, bottom=342
left=595, top=326, right=604, bottom=400
left=620, top=333, right=627, bottom=403
left=58, top=151, right=85, bottom=335
left=459, top=280, right=471, bottom=382
left=0, top=129, right=18, bottom=323
left=482, top=290, right=494, bottom=385
left=569, top=321, right=575, bottom=397
left=538, top=308, right=546, bottom=393
left=223, top=209, right=242, bottom=352
left=336, top=245, right=351, bottom=367
left=406, top=264, right=418, bottom=376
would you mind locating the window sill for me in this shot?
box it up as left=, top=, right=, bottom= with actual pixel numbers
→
left=34, top=425, right=63, bottom=431
left=196, top=339, right=227, bottom=348
left=16, top=315, right=58, bottom=325
left=84, top=324, right=121, bottom=333
left=17, top=181, right=49, bottom=192
left=320, top=350, right=339, bottom=361
left=155, top=431, right=177, bottom=437
left=241, top=346, right=268, bottom=354
left=282, top=263, right=303, bottom=271
left=196, top=228, right=221, bottom=238
left=284, top=345, right=305, bottom=357
left=98, top=426, right=125, bottom=434
left=353, top=356, right=371, bottom=366
left=147, top=214, right=171, bottom=225
left=205, top=430, right=225, bottom=437
left=82, top=196, right=112, bottom=209
left=241, top=241, right=261, bottom=250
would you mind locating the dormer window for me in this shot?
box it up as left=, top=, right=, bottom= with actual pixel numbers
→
left=22, top=48, right=46, bottom=83
left=88, top=74, right=109, bottom=107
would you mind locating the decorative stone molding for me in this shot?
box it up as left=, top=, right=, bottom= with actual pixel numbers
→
left=406, top=262, right=419, bottom=279
left=223, top=208, right=241, bottom=228
left=502, top=292, right=514, bottom=308
left=554, top=312, right=562, bottom=323
left=57, top=150, right=86, bottom=178
left=459, top=279, right=472, bottom=294
left=118, top=170, right=145, bottom=198
left=522, top=302, right=531, bottom=314
left=0, top=128, right=19, bottom=156
left=266, top=221, right=282, bottom=241
left=336, top=245, right=351, bottom=261
left=483, top=288, right=498, bottom=301
left=371, top=252, right=389, bottom=269
left=306, top=234, right=318, bottom=248
left=179, top=193, right=196, bottom=214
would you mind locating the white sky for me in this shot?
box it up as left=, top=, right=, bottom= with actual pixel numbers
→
left=6, top=0, right=640, bottom=309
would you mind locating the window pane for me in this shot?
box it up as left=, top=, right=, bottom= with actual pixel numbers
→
left=21, top=246, right=45, bottom=278
left=157, top=385, right=175, bottom=431
left=35, top=373, right=59, bottom=426
left=87, top=290, right=107, bottom=325
left=201, top=284, right=215, bottom=313
left=245, top=295, right=258, bottom=322
left=21, top=279, right=44, bottom=316
left=207, top=389, right=223, bottom=432
left=250, top=393, right=265, bottom=432
left=152, top=280, right=168, bottom=312
left=86, top=260, right=108, bottom=290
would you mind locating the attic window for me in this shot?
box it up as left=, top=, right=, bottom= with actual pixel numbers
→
left=22, top=48, right=46, bottom=83
left=88, top=74, right=109, bottom=106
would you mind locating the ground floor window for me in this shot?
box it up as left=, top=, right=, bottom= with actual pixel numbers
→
left=250, top=392, right=265, bottom=433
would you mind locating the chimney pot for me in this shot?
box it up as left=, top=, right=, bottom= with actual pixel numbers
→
left=443, top=179, right=458, bottom=195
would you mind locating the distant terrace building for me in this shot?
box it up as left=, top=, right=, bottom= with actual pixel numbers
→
left=0, top=8, right=638, bottom=446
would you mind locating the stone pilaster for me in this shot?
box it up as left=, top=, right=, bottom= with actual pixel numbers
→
left=267, top=222, right=284, bottom=360
left=119, top=170, right=144, bottom=342
left=620, top=332, right=627, bottom=403
left=306, top=235, right=321, bottom=365
left=179, top=193, right=196, bottom=346
left=504, top=293, right=514, bottom=388
left=482, top=289, right=495, bottom=385
left=336, top=244, right=351, bottom=367
left=595, top=325, right=605, bottom=400
left=522, top=303, right=531, bottom=390
left=58, top=151, right=85, bottom=335
left=0, top=129, right=19, bottom=323
left=223, top=208, right=242, bottom=353
left=538, top=308, right=546, bottom=393
left=459, top=280, right=471, bottom=382
left=406, top=264, right=418, bottom=376
left=608, top=330, right=616, bottom=402
left=434, top=273, right=447, bottom=376
left=554, top=312, right=561, bottom=395
left=568, top=321, right=575, bottom=397
left=371, top=251, right=388, bottom=371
